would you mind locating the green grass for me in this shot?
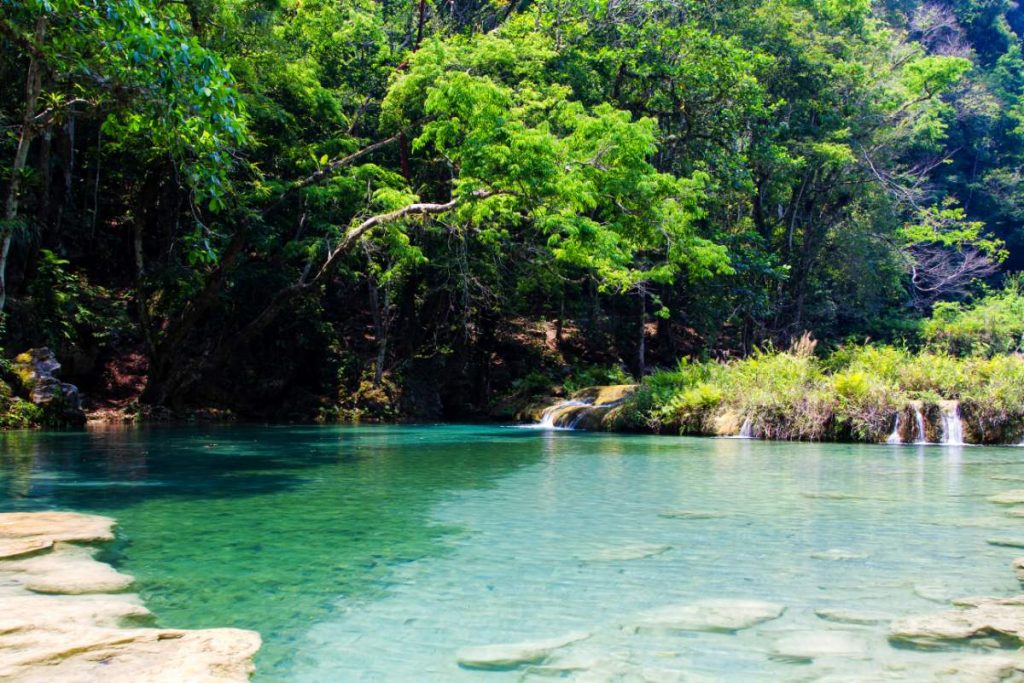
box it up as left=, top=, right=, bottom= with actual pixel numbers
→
left=612, top=343, right=1024, bottom=444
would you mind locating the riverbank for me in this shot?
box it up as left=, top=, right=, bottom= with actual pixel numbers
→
left=0, top=511, right=260, bottom=681
left=529, top=345, right=1024, bottom=445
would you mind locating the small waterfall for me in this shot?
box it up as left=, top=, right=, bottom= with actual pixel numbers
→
left=886, top=413, right=901, bottom=444
left=535, top=400, right=590, bottom=429
left=737, top=417, right=754, bottom=438
left=913, top=407, right=927, bottom=444
left=940, top=402, right=964, bottom=446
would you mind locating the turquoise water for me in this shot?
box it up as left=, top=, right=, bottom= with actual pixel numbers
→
left=2, top=425, right=1024, bottom=680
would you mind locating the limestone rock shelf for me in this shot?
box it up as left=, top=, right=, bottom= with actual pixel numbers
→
left=0, top=511, right=261, bottom=682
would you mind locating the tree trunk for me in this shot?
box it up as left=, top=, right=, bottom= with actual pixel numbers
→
left=637, top=290, right=646, bottom=377
left=1, top=16, right=47, bottom=314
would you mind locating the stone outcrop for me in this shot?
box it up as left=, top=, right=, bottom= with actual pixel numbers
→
left=11, top=348, right=86, bottom=425
left=0, top=511, right=260, bottom=682
left=456, top=631, right=591, bottom=670
left=890, top=595, right=1024, bottom=648
left=631, top=599, right=786, bottom=634
left=529, top=385, right=638, bottom=430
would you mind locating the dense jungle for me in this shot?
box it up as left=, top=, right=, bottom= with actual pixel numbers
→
left=2, top=0, right=1023, bottom=435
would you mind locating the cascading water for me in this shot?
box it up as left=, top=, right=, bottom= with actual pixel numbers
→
left=940, top=402, right=965, bottom=446
left=886, top=414, right=901, bottom=444
left=913, top=407, right=927, bottom=444
left=534, top=400, right=590, bottom=429
left=738, top=417, right=754, bottom=439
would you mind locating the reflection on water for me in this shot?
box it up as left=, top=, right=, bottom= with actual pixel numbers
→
left=2, top=426, right=1023, bottom=680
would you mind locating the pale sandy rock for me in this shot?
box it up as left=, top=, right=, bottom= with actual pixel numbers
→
left=632, top=599, right=785, bottom=633
left=583, top=543, right=672, bottom=562
left=987, top=490, right=1024, bottom=505
left=1014, top=558, right=1024, bottom=584
left=1005, top=508, right=1024, bottom=518
left=0, top=511, right=261, bottom=682
left=815, top=608, right=890, bottom=625
left=0, top=592, right=151, bottom=632
left=890, top=596, right=1024, bottom=647
left=771, top=631, right=869, bottom=661
left=0, top=511, right=115, bottom=543
left=934, top=655, right=1024, bottom=682
left=456, top=631, right=590, bottom=670
left=0, top=542, right=134, bottom=594
left=0, top=627, right=261, bottom=683
left=0, top=538, right=53, bottom=560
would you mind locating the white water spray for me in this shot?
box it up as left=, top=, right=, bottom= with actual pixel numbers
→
left=886, top=413, right=901, bottom=444
left=940, top=402, right=964, bottom=446
left=533, top=400, right=590, bottom=429
left=913, top=407, right=927, bottom=444
left=738, top=417, right=754, bottom=438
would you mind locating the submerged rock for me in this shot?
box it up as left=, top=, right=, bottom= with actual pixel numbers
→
left=890, top=596, right=1024, bottom=647
left=933, top=654, right=1024, bottom=683
left=987, top=490, right=1024, bottom=505
left=986, top=538, right=1024, bottom=549
left=657, top=511, right=725, bottom=520
left=0, top=511, right=260, bottom=681
left=914, top=582, right=956, bottom=603
left=456, top=631, right=590, bottom=670
left=815, top=608, right=891, bottom=626
left=632, top=599, right=785, bottom=633
left=582, top=543, right=671, bottom=561
left=771, top=631, right=869, bottom=661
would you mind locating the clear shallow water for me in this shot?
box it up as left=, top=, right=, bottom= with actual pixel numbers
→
left=2, top=426, right=1024, bottom=681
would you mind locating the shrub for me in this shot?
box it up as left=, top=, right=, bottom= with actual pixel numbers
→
left=923, top=275, right=1024, bottom=357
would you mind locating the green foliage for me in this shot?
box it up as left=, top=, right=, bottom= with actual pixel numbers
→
left=923, top=275, right=1024, bottom=356
left=24, top=250, right=127, bottom=352
left=563, top=365, right=633, bottom=395
left=629, top=340, right=1024, bottom=443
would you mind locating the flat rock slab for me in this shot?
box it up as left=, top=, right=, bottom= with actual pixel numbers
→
left=987, top=490, right=1024, bottom=505
left=456, top=631, right=590, bottom=670
left=632, top=599, right=785, bottom=633
left=934, top=655, right=1024, bottom=683
left=0, top=511, right=260, bottom=682
left=914, top=582, right=955, bottom=603
left=583, top=543, right=671, bottom=562
left=0, top=542, right=134, bottom=594
left=890, top=596, right=1024, bottom=647
left=815, top=608, right=891, bottom=626
left=1, top=627, right=261, bottom=683
left=0, top=511, right=115, bottom=543
left=0, top=538, right=53, bottom=560
left=771, top=631, right=869, bottom=661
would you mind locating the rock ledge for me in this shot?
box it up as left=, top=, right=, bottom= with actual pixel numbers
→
left=0, top=511, right=261, bottom=682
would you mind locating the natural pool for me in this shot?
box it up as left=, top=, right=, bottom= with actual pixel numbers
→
left=2, top=425, right=1024, bottom=681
